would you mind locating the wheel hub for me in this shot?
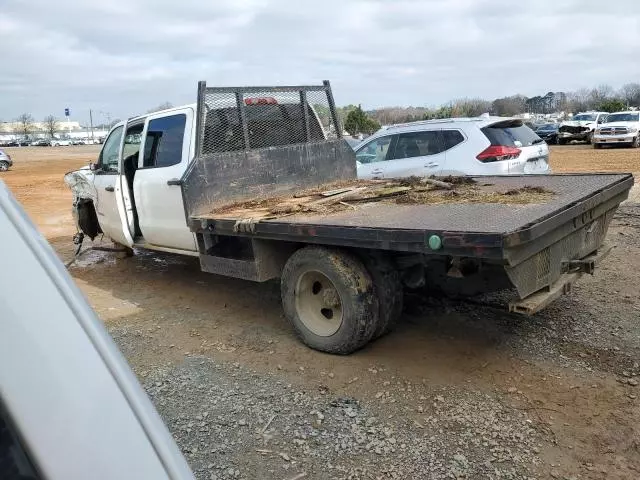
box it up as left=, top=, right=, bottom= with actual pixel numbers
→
left=295, top=271, right=343, bottom=337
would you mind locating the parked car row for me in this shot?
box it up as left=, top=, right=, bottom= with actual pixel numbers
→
left=531, top=110, right=640, bottom=149
left=0, top=137, right=102, bottom=147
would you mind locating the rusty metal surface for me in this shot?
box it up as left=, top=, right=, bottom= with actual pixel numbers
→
left=505, top=209, right=614, bottom=297
left=183, top=139, right=357, bottom=218
left=200, top=174, right=631, bottom=233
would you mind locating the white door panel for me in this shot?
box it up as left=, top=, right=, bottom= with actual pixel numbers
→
left=93, top=174, right=131, bottom=246
left=92, top=125, right=133, bottom=246
left=133, top=109, right=196, bottom=252
left=357, top=161, right=385, bottom=179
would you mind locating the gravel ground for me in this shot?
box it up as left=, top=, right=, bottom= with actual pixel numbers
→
left=112, top=349, right=544, bottom=480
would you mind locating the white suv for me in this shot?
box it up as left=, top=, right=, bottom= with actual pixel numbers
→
left=593, top=111, right=640, bottom=149
left=354, top=117, right=550, bottom=179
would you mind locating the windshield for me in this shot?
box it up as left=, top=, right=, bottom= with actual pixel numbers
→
left=537, top=124, right=557, bottom=131
left=573, top=114, right=597, bottom=122
left=604, top=113, right=640, bottom=123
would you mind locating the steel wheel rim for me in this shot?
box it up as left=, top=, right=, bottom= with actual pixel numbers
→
left=295, top=270, right=343, bottom=337
left=0, top=162, right=8, bottom=171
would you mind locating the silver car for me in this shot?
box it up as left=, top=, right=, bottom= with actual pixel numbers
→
left=0, top=148, right=13, bottom=171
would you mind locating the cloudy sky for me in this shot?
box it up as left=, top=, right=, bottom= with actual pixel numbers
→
left=2, top=0, right=639, bottom=124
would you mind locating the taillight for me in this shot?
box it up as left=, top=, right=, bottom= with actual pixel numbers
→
left=476, top=145, right=521, bottom=163
left=244, top=97, right=278, bottom=105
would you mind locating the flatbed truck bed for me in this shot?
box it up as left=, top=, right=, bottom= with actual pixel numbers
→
left=172, top=81, right=636, bottom=353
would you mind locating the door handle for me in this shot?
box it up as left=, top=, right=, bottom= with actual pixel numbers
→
left=424, top=162, right=439, bottom=168
left=167, top=179, right=183, bottom=186
left=371, top=169, right=383, bottom=174
left=104, top=186, right=115, bottom=192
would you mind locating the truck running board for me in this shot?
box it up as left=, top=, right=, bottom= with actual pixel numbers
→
left=509, top=245, right=614, bottom=315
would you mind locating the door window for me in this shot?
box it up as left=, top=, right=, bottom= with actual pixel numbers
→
left=442, top=130, right=465, bottom=150
left=390, top=131, right=444, bottom=159
left=355, top=136, right=392, bottom=164
left=98, top=126, right=123, bottom=173
left=143, top=114, right=187, bottom=168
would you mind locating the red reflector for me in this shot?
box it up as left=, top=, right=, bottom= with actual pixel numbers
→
left=476, top=145, right=521, bottom=162
left=244, top=97, right=278, bottom=105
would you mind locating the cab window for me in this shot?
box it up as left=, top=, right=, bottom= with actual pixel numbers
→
left=98, top=126, right=123, bottom=173
left=143, top=114, right=186, bottom=168
left=355, top=136, right=392, bottom=164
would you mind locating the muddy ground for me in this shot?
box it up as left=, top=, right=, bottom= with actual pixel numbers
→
left=2, top=144, right=640, bottom=479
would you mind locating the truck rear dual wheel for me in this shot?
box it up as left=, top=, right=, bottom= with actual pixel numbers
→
left=281, top=246, right=403, bottom=354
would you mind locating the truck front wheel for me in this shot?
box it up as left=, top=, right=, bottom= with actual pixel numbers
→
left=281, top=246, right=378, bottom=354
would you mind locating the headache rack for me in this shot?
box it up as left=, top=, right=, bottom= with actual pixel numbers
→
left=181, top=81, right=356, bottom=222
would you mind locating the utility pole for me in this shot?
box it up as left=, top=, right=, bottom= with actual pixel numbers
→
left=89, top=109, right=94, bottom=140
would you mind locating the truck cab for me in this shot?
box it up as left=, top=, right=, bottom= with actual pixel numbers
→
left=66, top=98, right=327, bottom=255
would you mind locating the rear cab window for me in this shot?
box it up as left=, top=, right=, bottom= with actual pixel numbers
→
left=481, top=120, right=542, bottom=147
left=203, top=103, right=325, bottom=154
left=143, top=114, right=187, bottom=168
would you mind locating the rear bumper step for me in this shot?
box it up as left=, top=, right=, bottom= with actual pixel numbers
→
left=509, top=244, right=614, bottom=315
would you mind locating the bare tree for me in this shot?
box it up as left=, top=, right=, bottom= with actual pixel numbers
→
left=147, top=102, right=174, bottom=114
left=451, top=98, right=491, bottom=117
left=619, top=83, right=640, bottom=108
left=492, top=95, right=527, bottom=116
left=43, top=115, right=60, bottom=139
left=588, top=84, right=614, bottom=109
left=16, top=113, right=35, bottom=138
left=567, top=88, right=591, bottom=113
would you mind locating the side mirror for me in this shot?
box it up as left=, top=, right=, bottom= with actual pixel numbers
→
left=89, top=163, right=98, bottom=171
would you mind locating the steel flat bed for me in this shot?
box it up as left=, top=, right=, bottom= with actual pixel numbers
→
left=190, top=173, right=632, bottom=262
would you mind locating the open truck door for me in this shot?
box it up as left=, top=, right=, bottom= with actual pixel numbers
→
left=133, top=107, right=197, bottom=252
left=92, top=123, right=135, bottom=247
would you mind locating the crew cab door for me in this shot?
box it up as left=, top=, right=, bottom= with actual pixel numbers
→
left=133, top=108, right=196, bottom=252
left=92, top=125, right=134, bottom=247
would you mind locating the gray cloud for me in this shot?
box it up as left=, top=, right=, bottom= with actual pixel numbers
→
left=1, top=0, right=639, bottom=124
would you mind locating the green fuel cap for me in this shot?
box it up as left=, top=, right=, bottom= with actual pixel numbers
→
left=428, top=234, right=442, bottom=250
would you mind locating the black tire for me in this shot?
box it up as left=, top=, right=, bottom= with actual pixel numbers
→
left=586, top=132, right=593, bottom=145
left=632, top=135, right=640, bottom=149
left=281, top=246, right=378, bottom=354
left=0, top=161, right=8, bottom=172
left=362, top=253, right=403, bottom=339
left=593, top=143, right=602, bottom=149
left=557, top=138, right=567, bottom=145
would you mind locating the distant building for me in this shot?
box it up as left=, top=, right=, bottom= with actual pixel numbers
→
left=0, top=121, right=83, bottom=133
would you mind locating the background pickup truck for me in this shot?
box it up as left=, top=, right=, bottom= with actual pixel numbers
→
left=65, top=81, right=634, bottom=354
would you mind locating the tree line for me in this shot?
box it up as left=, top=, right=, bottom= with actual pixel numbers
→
left=355, top=82, right=640, bottom=132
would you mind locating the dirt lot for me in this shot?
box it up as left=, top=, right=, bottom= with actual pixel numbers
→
left=2, top=144, right=640, bottom=479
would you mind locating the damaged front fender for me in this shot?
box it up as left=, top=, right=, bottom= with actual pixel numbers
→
left=64, top=167, right=102, bottom=240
